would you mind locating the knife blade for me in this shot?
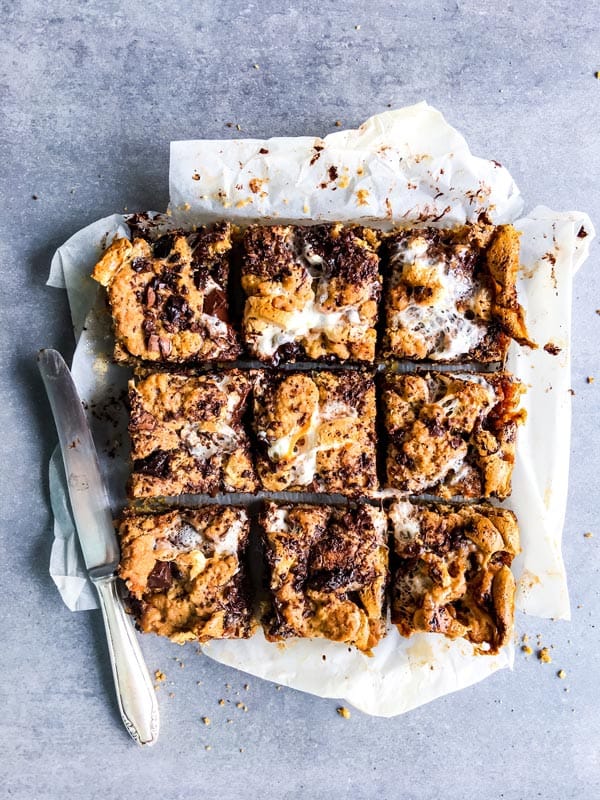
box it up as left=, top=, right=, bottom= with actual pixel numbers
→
left=38, top=348, right=159, bottom=746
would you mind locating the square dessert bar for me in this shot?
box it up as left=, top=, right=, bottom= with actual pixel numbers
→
left=382, top=371, right=525, bottom=499
left=253, top=370, right=378, bottom=495
left=118, top=506, right=254, bottom=643
left=381, top=223, right=534, bottom=362
left=92, top=221, right=241, bottom=363
left=260, top=503, right=388, bottom=653
left=240, top=223, right=382, bottom=363
left=388, top=499, right=519, bottom=654
left=128, top=370, right=256, bottom=498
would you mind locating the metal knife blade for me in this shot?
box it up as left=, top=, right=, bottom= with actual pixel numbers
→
left=38, top=348, right=119, bottom=577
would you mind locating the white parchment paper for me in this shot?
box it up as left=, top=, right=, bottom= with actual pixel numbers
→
left=46, top=102, right=594, bottom=715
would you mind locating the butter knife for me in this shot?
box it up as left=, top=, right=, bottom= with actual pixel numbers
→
left=38, top=348, right=159, bottom=746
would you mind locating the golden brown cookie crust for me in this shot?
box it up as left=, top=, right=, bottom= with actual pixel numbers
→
left=92, top=222, right=241, bottom=363
left=260, top=503, right=388, bottom=653
left=241, top=224, right=381, bottom=363
left=253, top=370, right=378, bottom=495
left=382, top=371, right=525, bottom=499
left=128, top=370, right=256, bottom=498
left=389, top=500, right=519, bottom=654
left=382, top=223, right=534, bottom=362
left=118, top=507, right=254, bottom=643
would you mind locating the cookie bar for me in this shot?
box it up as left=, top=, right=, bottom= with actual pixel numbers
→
left=382, top=371, right=525, bottom=499
left=253, top=370, right=378, bottom=495
left=388, top=500, right=519, bottom=654
left=260, top=503, right=388, bottom=653
left=241, top=224, right=381, bottom=363
left=128, top=371, right=256, bottom=498
left=118, top=507, right=254, bottom=643
left=92, top=222, right=240, bottom=363
left=381, top=224, right=534, bottom=362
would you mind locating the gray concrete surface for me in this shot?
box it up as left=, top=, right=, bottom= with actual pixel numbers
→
left=1, top=1, right=599, bottom=798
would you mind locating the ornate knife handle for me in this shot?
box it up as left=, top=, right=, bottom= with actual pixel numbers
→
left=92, top=573, right=159, bottom=745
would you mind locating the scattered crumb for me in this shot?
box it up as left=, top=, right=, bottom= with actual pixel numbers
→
left=226, top=719, right=233, bottom=724
left=218, top=699, right=225, bottom=706
left=236, top=124, right=242, bottom=131
left=337, top=706, right=351, bottom=719
left=275, top=685, right=282, bottom=691
left=169, top=692, right=175, bottom=699
left=32, top=194, right=39, bottom=200
left=584, top=532, right=593, bottom=539
left=253, top=64, right=260, bottom=70
left=354, top=24, right=361, bottom=30
left=557, top=669, right=567, bottom=679
left=543, top=342, right=561, bottom=355
left=244, top=684, right=249, bottom=691
left=154, top=670, right=166, bottom=683
left=596, top=309, right=600, bottom=315
left=568, top=389, right=576, bottom=396
left=522, top=634, right=529, bottom=643
left=334, top=120, right=342, bottom=127
left=205, top=745, right=212, bottom=751
left=179, top=662, right=185, bottom=669
left=192, top=172, right=200, bottom=181
left=236, top=702, right=247, bottom=711
left=202, top=717, right=211, bottom=726
left=239, top=747, right=245, bottom=753
left=225, top=683, right=231, bottom=689
left=538, top=648, right=552, bottom=664
left=595, top=71, right=600, bottom=79
left=197, top=681, right=202, bottom=686
left=521, top=645, right=533, bottom=655
left=587, top=376, right=595, bottom=384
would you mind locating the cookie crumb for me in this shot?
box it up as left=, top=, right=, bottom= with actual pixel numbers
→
left=521, top=645, right=533, bottom=655
left=244, top=683, right=249, bottom=691
left=334, top=120, right=342, bottom=127
left=218, top=698, right=225, bottom=706
left=169, top=692, right=175, bottom=698
left=337, top=706, right=351, bottom=719
left=557, top=669, right=566, bottom=679
left=587, top=376, right=595, bottom=384
left=236, top=123, right=242, bottom=131
left=154, top=670, right=166, bottom=682
left=584, top=532, right=593, bottom=539
left=354, top=24, right=361, bottom=30
left=544, top=342, right=561, bottom=355
left=202, top=717, right=211, bottom=726
left=538, top=647, right=552, bottom=663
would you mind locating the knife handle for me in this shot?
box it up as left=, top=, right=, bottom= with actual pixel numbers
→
left=92, top=573, right=160, bottom=746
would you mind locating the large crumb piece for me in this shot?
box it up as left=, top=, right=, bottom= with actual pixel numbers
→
left=128, top=371, right=256, bottom=498
left=118, top=507, right=255, bottom=643
left=388, top=499, right=519, bottom=654
left=382, top=371, right=525, bottom=499
left=260, top=503, right=388, bottom=653
left=253, top=370, right=378, bottom=495
left=240, top=223, right=382, bottom=363
left=91, top=221, right=240, bottom=363
left=381, top=223, right=534, bottom=362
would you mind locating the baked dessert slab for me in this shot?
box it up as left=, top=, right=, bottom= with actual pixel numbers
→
left=382, top=371, right=525, bottom=499
left=260, top=503, right=388, bottom=653
left=128, top=370, right=256, bottom=498
left=253, top=370, right=378, bottom=495
left=388, top=499, right=519, bottom=654
left=118, top=506, right=254, bottom=643
left=381, top=223, right=534, bottom=362
left=240, top=224, right=382, bottom=363
left=92, top=222, right=241, bottom=363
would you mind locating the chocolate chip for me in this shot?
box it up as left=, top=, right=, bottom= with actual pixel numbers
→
left=159, top=336, right=172, bottom=357
left=203, top=288, right=229, bottom=322
left=152, top=234, right=175, bottom=259
left=131, top=257, right=152, bottom=273
left=145, top=286, right=156, bottom=307
left=147, top=334, right=160, bottom=352
left=147, top=560, right=174, bottom=591
left=134, top=449, right=171, bottom=477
